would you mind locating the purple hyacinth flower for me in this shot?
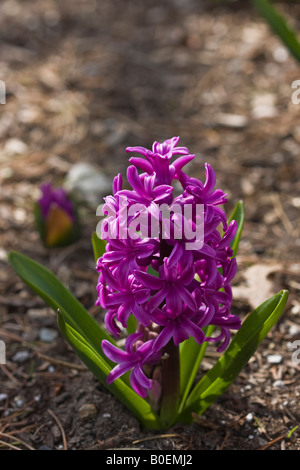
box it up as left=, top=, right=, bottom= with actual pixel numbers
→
left=151, top=304, right=206, bottom=351
left=96, top=137, right=240, bottom=397
left=126, top=136, right=195, bottom=185
left=96, top=268, right=151, bottom=328
left=99, top=236, right=159, bottom=277
left=102, top=334, right=160, bottom=398
left=134, top=258, right=197, bottom=314
left=119, top=165, right=174, bottom=205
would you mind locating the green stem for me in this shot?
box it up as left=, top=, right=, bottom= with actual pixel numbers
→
left=159, top=340, right=180, bottom=429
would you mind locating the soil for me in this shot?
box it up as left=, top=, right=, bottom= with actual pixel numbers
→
left=1, top=0, right=300, bottom=451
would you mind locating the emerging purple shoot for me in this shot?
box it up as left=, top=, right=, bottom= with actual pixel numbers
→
left=35, top=183, right=80, bottom=248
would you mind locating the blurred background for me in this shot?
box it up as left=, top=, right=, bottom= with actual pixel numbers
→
left=1, top=0, right=300, bottom=450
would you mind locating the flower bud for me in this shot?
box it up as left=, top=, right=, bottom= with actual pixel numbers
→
left=34, top=183, right=80, bottom=248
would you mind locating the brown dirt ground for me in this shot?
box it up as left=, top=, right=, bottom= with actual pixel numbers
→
left=1, top=0, right=300, bottom=451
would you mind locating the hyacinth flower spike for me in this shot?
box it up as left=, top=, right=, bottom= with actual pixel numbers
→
left=96, top=136, right=242, bottom=425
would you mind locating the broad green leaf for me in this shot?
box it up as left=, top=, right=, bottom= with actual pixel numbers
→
left=8, top=251, right=115, bottom=358
left=178, top=325, right=214, bottom=414
left=227, top=200, right=244, bottom=258
left=252, top=0, right=300, bottom=63
left=57, top=308, right=103, bottom=360
left=178, top=289, right=289, bottom=423
left=57, top=313, right=161, bottom=430
left=92, top=232, right=106, bottom=263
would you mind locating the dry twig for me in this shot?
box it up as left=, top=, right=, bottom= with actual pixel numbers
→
left=132, top=433, right=181, bottom=444
left=36, top=352, right=86, bottom=371
left=0, top=439, right=22, bottom=450
left=0, top=431, right=35, bottom=450
left=47, top=409, right=68, bottom=450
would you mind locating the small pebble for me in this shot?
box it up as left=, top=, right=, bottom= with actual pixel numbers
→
left=273, top=47, right=289, bottom=63
left=215, top=112, right=248, bottom=129
left=12, top=350, right=30, bottom=363
left=14, top=396, right=24, bottom=408
left=79, top=403, right=97, bottom=421
left=267, top=354, right=282, bottom=364
left=0, top=248, right=7, bottom=261
left=291, top=304, right=300, bottom=315
left=246, top=413, right=253, bottom=422
left=103, top=412, right=111, bottom=419
left=27, top=308, right=52, bottom=321
left=4, top=138, right=28, bottom=155
left=258, top=437, right=268, bottom=446
left=0, top=393, right=8, bottom=402
left=289, top=325, right=300, bottom=336
left=39, top=327, right=58, bottom=343
left=273, top=380, right=285, bottom=389
left=64, top=162, right=111, bottom=208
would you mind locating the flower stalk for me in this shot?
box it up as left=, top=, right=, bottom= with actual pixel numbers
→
left=159, top=339, right=181, bottom=429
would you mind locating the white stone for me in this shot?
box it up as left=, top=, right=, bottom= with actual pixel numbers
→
left=273, top=380, right=285, bottom=389
left=12, top=350, right=30, bottom=363
left=64, top=163, right=112, bottom=208
left=267, top=354, right=282, bottom=364
left=4, top=138, right=28, bottom=155
left=39, top=327, right=58, bottom=343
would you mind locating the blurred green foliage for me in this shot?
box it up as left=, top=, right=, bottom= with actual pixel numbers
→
left=252, top=0, right=300, bottom=64
left=209, top=0, right=300, bottom=64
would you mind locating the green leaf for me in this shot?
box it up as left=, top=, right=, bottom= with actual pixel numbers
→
left=252, top=0, right=300, bottom=63
left=92, top=232, right=106, bottom=263
left=287, top=425, right=298, bottom=439
left=178, top=289, right=289, bottom=423
left=178, top=325, right=214, bottom=414
left=57, top=313, right=161, bottom=430
left=8, top=251, right=114, bottom=359
left=227, top=200, right=244, bottom=258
